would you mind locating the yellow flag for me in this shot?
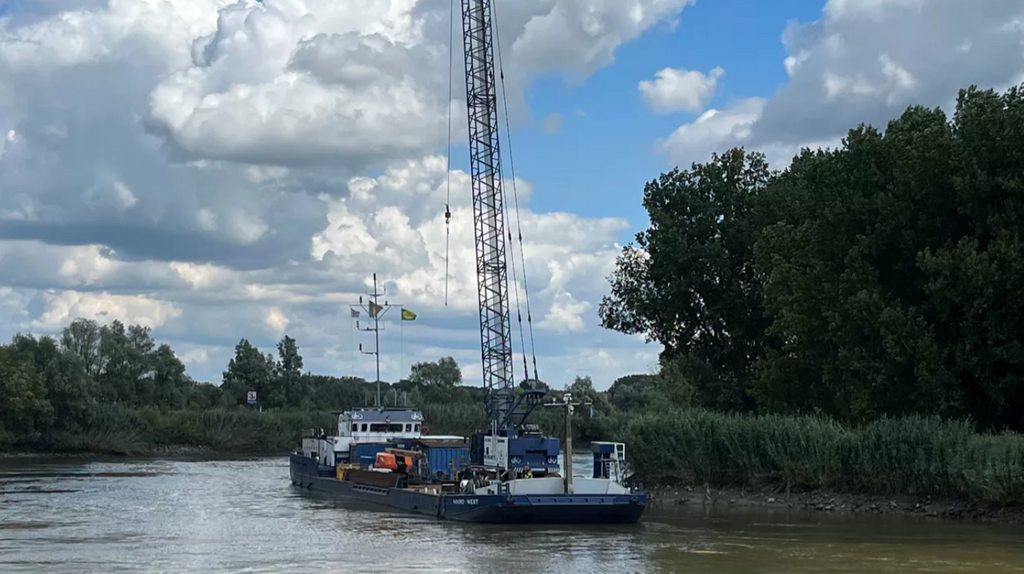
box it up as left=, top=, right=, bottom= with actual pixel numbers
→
left=401, top=308, right=416, bottom=321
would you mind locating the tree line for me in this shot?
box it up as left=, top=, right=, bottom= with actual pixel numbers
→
left=0, top=315, right=655, bottom=448
left=599, top=84, right=1024, bottom=432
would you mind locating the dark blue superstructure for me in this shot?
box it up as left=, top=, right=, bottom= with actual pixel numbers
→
left=469, top=389, right=563, bottom=476
left=505, top=436, right=560, bottom=473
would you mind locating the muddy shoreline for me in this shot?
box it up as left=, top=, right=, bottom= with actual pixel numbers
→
left=648, top=485, right=1024, bottom=525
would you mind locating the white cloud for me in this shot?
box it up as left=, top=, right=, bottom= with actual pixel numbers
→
left=639, top=66, right=723, bottom=114
left=539, top=291, right=592, bottom=333
left=29, top=291, right=183, bottom=331
left=658, top=97, right=766, bottom=166
left=264, top=307, right=290, bottom=334
left=540, top=112, right=563, bottom=134
left=178, top=347, right=210, bottom=365
left=0, top=0, right=678, bottom=389
left=657, top=0, right=1024, bottom=169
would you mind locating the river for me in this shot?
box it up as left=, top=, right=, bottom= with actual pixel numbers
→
left=2, top=455, right=1023, bottom=573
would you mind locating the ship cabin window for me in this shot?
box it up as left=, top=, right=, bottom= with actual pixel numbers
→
left=405, top=424, right=412, bottom=432
left=351, top=424, right=358, bottom=432
left=415, top=424, right=420, bottom=432
left=369, top=423, right=405, bottom=433
left=361, top=424, right=368, bottom=432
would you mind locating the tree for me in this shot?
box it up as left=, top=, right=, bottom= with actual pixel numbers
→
left=60, top=318, right=103, bottom=378
left=409, top=356, right=462, bottom=389
left=0, top=342, right=50, bottom=440
left=309, top=375, right=367, bottom=409
left=600, top=148, right=774, bottom=411
left=222, top=339, right=278, bottom=407
left=752, top=84, right=1024, bottom=430
left=275, top=335, right=305, bottom=407
left=152, top=344, right=191, bottom=409
left=12, top=333, right=96, bottom=432
left=606, top=374, right=655, bottom=411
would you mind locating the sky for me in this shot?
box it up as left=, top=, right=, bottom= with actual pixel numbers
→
left=0, top=0, right=1022, bottom=391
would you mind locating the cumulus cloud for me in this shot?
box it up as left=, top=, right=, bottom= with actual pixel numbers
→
left=639, top=66, right=723, bottom=114
left=658, top=0, right=1024, bottom=169
left=0, top=0, right=683, bottom=389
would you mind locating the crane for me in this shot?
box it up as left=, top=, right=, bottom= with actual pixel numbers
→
left=460, top=0, right=514, bottom=431
left=455, top=0, right=559, bottom=476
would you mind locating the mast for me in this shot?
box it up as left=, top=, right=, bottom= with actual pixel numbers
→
left=355, top=273, right=392, bottom=409
left=544, top=392, right=592, bottom=494
left=460, top=0, right=515, bottom=432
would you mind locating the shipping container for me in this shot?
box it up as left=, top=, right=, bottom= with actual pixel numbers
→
left=423, top=446, right=470, bottom=480
left=352, top=443, right=391, bottom=469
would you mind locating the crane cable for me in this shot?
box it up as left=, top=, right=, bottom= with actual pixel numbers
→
left=491, top=0, right=540, bottom=384
left=443, top=0, right=455, bottom=307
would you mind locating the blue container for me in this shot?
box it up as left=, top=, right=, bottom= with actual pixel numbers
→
left=423, top=446, right=470, bottom=480
left=351, top=443, right=391, bottom=469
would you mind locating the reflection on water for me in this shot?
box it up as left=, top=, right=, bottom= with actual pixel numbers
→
left=1, top=456, right=1023, bottom=573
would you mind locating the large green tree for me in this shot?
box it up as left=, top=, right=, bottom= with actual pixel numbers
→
left=599, top=148, right=774, bottom=411
left=753, top=85, right=1024, bottom=430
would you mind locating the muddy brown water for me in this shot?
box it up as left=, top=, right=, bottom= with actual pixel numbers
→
left=1, top=455, right=1022, bottom=573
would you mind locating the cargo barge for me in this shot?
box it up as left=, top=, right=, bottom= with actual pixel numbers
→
left=289, top=396, right=647, bottom=524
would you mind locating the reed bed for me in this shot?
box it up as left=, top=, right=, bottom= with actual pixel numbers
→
left=622, top=409, right=1024, bottom=504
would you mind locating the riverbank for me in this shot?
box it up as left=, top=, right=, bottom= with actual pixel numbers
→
left=648, top=485, right=1024, bottom=525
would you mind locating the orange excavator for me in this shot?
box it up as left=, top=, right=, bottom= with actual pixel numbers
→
left=374, top=449, right=421, bottom=474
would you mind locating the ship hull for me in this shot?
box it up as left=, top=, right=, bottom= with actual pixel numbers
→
left=289, top=453, right=646, bottom=524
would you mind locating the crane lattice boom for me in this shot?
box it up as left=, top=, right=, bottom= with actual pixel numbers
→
left=460, top=0, right=514, bottom=431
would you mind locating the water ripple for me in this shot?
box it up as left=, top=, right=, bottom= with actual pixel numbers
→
left=0, top=457, right=1022, bottom=573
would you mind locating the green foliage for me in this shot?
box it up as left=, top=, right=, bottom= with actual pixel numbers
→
left=600, top=148, right=774, bottom=411
left=601, top=83, right=1024, bottom=432
left=606, top=374, right=655, bottom=411
left=409, top=356, right=463, bottom=402
left=622, top=409, right=1024, bottom=505
left=752, top=85, right=1024, bottom=429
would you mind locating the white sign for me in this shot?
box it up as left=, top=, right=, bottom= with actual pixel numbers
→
left=246, top=391, right=257, bottom=405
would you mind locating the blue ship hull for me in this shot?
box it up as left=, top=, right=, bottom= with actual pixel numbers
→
left=289, top=453, right=647, bottom=524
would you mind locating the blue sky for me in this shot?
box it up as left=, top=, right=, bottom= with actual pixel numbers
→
left=475, top=0, right=827, bottom=243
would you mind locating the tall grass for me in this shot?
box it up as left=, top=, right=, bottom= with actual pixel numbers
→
left=622, top=409, right=1024, bottom=505
left=15, top=406, right=336, bottom=456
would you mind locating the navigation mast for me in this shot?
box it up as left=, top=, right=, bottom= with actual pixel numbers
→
left=353, top=273, right=393, bottom=409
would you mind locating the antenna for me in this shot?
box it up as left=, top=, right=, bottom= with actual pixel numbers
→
left=351, top=273, right=397, bottom=409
